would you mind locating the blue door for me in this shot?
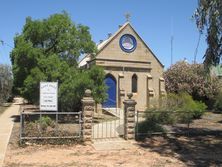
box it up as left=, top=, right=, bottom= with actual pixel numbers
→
left=102, top=75, right=116, bottom=108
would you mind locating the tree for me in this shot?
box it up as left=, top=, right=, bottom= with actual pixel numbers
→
left=10, top=12, right=106, bottom=111
left=59, top=66, right=107, bottom=112
left=0, top=64, right=13, bottom=104
left=194, top=0, right=222, bottom=68
left=164, top=61, right=221, bottom=107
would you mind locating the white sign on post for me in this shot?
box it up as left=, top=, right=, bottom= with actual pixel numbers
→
left=40, top=82, right=58, bottom=111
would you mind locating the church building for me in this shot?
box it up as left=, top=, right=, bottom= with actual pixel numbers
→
left=79, top=22, right=166, bottom=111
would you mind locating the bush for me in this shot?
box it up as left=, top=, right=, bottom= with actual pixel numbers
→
left=192, top=101, right=207, bottom=118
left=136, top=93, right=207, bottom=136
left=175, top=93, right=207, bottom=119
left=148, top=110, right=176, bottom=125
left=160, top=93, right=207, bottom=118
left=36, top=116, right=55, bottom=131
left=164, top=61, right=221, bottom=108
left=136, top=117, right=165, bottom=135
left=213, top=91, right=222, bottom=112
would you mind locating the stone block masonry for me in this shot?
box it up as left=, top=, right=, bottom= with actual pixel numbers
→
left=81, top=89, right=94, bottom=143
left=123, top=93, right=137, bottom=140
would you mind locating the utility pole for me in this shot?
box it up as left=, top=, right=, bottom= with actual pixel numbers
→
left=194, top=32, right=201, bottom=64
left=171, top=36, right=173, bottom=66
left=170, top=17, right=174, bottom=66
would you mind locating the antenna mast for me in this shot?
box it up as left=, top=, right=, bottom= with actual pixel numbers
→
left=170, top=17, right=174, bottom=66
left=194, top=32, right=201, bottom=64
left=171, top=36, right=173, bottom=66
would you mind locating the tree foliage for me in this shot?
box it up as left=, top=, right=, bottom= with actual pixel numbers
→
left=194, top=0, right=222, bottom=68
left=10, top=12, right=106, bottom=111
left=213, top=90, right=222, bottom=111
left=165, top=93, right=207, bottom=118
left=59, top=66, right=107, bottom=112
left=164, top=61, right=221, bottom=107
left=0, top=64, right=13, bottom=104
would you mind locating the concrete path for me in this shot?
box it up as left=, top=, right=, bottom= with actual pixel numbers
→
left=92, top=138, right=137, bottom=151
left=0, top=98, right=22, bottom=167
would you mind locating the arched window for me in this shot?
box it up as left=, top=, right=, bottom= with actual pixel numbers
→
left=132, top=74, right=138, bottom=93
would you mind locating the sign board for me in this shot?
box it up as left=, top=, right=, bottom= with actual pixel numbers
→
left=40, top=82, right=58, bottom=111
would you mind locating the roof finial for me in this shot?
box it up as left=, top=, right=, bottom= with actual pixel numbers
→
left=125, top=12, right=131, bottom=22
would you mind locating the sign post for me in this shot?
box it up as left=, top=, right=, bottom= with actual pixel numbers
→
left=40, top=82, right=58, bottom=111
left=40, top=81, right=58, bottom=131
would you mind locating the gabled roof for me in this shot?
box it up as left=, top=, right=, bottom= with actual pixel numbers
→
left=96, top=22, right=164, bottom=67
left=78, top=54, right=91, bottom=67
left=79, top=22, right=164, bottom=68
left=96, top=22, right=129, bottom=52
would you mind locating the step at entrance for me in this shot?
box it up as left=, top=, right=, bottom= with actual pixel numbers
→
left=103, top=108, right=122, bottom=118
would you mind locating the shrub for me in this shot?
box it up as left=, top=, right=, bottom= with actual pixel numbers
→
left=144, top=93, right=206, bottom=128
left=175, top=93, right=207, bottom=119
left=136, top=117, right=165, bottom=135
left=36, top=116, right=55, bottom=131
left=136, top=93, right=207, bottom=136
left=160, top=92, right=207, bottom=119
left=144, top=109, right=171, bottom=124
left=192, top=101, right=207, bottom=118
left=164, top=61, right=221, bottom=108
left=213, top=91, right=222, bottom=112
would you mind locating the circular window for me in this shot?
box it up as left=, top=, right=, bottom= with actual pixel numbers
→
left=119, top=34, right=137, bottom=53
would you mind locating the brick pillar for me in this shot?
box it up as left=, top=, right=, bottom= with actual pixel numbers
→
left=123, top=93, right=137, bottom=140
left=81, top=89, right=94, bottom=143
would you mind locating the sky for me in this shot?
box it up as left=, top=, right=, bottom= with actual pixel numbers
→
left=0, top=0, right=207, bottom=69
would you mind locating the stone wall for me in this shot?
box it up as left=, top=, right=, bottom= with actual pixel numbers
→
left=81, top=89, right=94, bottom=143
left=123, top=93, right=137, bottom=140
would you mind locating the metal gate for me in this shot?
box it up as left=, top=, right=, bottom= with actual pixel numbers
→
left=92, top=108, right=124, bottom=139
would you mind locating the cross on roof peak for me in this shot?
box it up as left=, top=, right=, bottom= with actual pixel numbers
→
left=125, top=12, right=131, bottom=22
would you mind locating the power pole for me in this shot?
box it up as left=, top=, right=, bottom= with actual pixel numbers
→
left=170, top=17, right=174, bottom=66
left=194, top=32, right=201, bottom=64
left=171, top=36, right=174, bottom=66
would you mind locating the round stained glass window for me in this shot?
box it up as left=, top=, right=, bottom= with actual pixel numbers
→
left=119, top=34, right=137, bottom=53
